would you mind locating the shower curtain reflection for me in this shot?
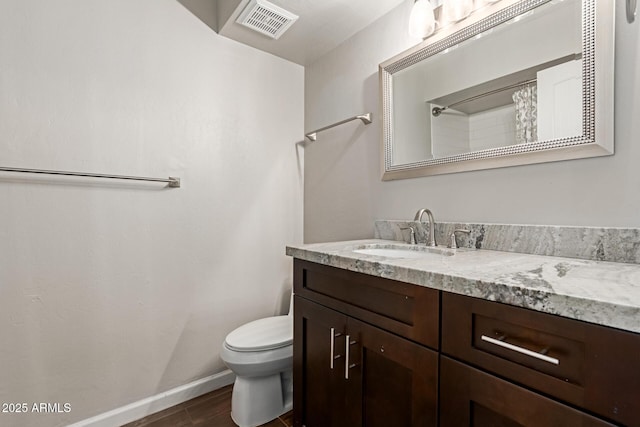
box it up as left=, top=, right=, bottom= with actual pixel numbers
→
left=512, top=83, right=538, bottom=144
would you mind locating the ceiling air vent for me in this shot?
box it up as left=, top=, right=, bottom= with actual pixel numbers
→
left=236, top=0, right=298, bottom=40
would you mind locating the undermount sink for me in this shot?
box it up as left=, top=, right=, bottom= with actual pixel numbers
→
left=352, top=244, right=455, bottom=259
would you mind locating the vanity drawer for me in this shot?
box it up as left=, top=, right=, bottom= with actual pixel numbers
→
left=442, top=292, right=640, bottom=426
left=440, top=357, right=615, bottom=427
left=293, top=259, right=439, bottom=349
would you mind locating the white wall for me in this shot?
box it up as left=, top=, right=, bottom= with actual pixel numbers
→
left=304, top=0, right=640, bottom=243
left=428, top=104, right=515, bottom=155
left=392, top=67, right=433, bottom=164
left=0, top=1, right=303, bottom=426
left=468, top=105, right=516, bottom=151
left=430, top=107, right=470, bottom=157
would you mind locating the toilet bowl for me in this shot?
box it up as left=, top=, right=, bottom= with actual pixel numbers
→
left=220, top=298, right=293, bottom=427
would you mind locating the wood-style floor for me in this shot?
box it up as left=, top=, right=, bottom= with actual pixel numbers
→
left=123, top=385, right=293, bottom=427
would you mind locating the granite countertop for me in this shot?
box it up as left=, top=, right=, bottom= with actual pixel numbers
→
left=286, top=239, right=640, bottom=334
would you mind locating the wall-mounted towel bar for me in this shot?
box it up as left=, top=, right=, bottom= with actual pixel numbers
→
left=305, top=113, right=372, bottom=141
left=0, top=166, right=181, bottom=188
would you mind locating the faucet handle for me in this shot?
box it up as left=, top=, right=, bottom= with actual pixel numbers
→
left=400, top=226, right=417, bottom=244
left=449, top=229, right=471, bottom=249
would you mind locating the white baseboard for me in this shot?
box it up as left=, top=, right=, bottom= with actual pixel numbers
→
left=67, top=370, right=235, bottom=427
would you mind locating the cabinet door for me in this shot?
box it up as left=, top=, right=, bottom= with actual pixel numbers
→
left=346, top=317, right=439, bottom=427
left=440, top=357, right=616, bottom=427
left=293, top=296, right=349, bottom=427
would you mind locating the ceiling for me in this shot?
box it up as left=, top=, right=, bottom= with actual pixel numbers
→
left=178, top=0, right=406, bottom=66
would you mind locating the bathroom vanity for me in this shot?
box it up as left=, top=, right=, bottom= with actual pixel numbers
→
left=293, top=259, right=439, bottom=426
left=287, top=227, right=640, bottom=427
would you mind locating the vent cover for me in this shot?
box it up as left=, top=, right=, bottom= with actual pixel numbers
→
left=236, top=0, right=298, bottom=40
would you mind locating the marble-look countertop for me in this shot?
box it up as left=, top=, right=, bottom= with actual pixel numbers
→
left=286, top=240, right=640, bottom=334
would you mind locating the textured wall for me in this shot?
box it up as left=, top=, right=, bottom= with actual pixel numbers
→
left=0, top=1, right=303, bottom=425
left=304, top=0, right=640, bottom=243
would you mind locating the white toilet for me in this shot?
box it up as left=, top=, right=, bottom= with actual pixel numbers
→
left=220, top=296, right=293, bottom=427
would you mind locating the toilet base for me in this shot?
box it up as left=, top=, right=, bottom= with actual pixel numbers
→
left=230, top=370, right=293, bottom=427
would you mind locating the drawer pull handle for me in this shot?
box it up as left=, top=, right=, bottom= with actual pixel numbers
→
left=345, top=335, right=358, bottom=379
left=481, top=335, right=560, bottom=365
left=329, top=328, right=342, bottom=369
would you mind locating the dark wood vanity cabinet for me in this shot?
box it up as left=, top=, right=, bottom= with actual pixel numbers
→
left=293, top=259, right=640, bottom=426
left=442, top=293, right=640, bottom=426
left=293, top=260, right=439, bottom=427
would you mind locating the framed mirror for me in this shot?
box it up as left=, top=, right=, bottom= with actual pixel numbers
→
left=379, top=0, right=614, bottom=180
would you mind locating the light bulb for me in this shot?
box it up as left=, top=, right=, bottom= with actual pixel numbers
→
left=409, top=0, right=436, bottom=39
left=476, top=0, right=501, bottom=5
left=441, top=0, right=474, bottom=24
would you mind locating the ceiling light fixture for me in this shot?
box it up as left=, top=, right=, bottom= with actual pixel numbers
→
left=409, top=0, right=436, bottom=39
left=440, top=0, right=474, bottom=24
left=409, top=0, right=504, bottom=40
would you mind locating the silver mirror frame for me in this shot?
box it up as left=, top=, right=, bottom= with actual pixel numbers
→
left=379, top=0, right=614, bottom=180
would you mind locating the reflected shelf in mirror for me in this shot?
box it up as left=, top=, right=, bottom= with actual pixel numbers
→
left=379, top=0, right=614, bottom=180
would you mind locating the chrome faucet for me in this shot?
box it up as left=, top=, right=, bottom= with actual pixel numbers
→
left=414, top=208, right=437, bottom=247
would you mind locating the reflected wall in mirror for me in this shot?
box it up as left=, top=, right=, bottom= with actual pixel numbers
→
left=380, top=0, right=614, bottom=180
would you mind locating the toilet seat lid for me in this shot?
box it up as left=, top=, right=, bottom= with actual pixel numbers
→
left=225, top=315, right=292, bottom=352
